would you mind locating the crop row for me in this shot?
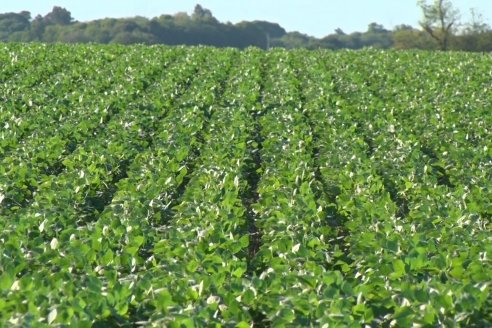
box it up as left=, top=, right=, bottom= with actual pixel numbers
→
left=1, top=46, right=215, bottom=325
left=300, top=50, right=492, bottom=326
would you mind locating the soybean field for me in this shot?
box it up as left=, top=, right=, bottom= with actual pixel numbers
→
left=0, top=44, right=491, bottom=327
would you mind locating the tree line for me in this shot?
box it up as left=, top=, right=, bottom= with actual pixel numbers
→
left=1, top=1, right=492, bottom=51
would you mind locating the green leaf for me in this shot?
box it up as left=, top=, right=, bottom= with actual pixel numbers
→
left=154, top=289, right=174, bottom=312
left=0, top=273, right=13, bottom=291
left=186, top=260, right=199, bottom=273
left=242, top=289, right=256, bottom=306
left=232, top=266, right=246, bottom=278
left=238, top=235, right=249, bottom=248
left=102, top=249, right=114, bottom=266
left=390, top=259, right=406, bottom=280
left=273, top=308, right=295, bottom=324
left=133, top=235, right=145, bottom=247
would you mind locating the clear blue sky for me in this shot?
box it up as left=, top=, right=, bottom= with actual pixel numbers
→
left=2, top=0, right=491, bottom=37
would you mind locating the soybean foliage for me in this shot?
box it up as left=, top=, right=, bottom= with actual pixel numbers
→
left=0, top=44, right=491, bottom=327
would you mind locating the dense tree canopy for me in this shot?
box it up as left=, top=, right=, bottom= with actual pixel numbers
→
left=0, top=4, right=491, bottom=51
